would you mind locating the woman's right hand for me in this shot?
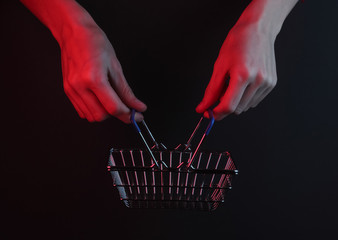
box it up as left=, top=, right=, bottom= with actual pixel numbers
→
left=60, top=25, right=146, bottom=123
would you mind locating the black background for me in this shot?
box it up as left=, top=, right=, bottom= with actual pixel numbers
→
left=1, top=0, right=338, bottom=239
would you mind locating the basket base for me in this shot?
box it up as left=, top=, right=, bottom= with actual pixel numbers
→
left=122, top=199, right=223, bottom=211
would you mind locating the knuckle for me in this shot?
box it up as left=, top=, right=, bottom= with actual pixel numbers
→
left=255, top=71, right=269, bottom=85
left=255, top=71, right=277, bottom=88
left=68, top=77, right=85, bottom=89
left=270, top=78, right=277, bottom=88
left=80, top=71, right=106, bottom=89
left=90, top=78, right=106, bottom=91
left=239, top=67, right=251, bottom=80
left=255, top=73, right=266, bottom=85
left=241, top=69, right=251, bottom=81
left=82, top=75, right=96, bottom=87
left=231, top=66, right=251, bottom=84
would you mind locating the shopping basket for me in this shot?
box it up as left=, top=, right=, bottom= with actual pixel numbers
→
left=107, top=109, right=238, bottom=211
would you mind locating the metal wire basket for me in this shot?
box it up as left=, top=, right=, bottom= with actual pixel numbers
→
left=107, top=110, right=238, bottom=211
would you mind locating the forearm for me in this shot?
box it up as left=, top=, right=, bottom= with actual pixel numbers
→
left=20, top=0, right=99, bottom=45
left=235, top=0, right=299, bottom=38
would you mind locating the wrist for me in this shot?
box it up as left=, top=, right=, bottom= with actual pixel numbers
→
left=20, top=0, right=101, bottom=46
left=52, top=3, right=100, bottom=46
left=234, top=0, right=298, bottom=39
left=56, top=17, right=102, bottom=47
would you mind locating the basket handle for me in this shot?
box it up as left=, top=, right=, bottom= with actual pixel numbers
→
left=185, top=109, right=215, bottom=169
left=130, top=109, right=167, bottom=168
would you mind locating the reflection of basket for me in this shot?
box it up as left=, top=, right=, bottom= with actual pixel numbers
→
left=107, top=110, right=238, bottom=211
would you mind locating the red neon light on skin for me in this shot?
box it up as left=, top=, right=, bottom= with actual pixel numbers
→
left=21, top=0, right=298, bottom=122
left=20, top=0, right=146, bottom=123
left=196, top=0, right=299, bottom=120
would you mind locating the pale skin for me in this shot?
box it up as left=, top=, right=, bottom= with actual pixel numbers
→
left=196, top=0, right=299, bottom=120
left=20, top=0, right=299, bottom=122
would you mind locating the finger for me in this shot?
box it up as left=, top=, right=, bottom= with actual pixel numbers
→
left=196, top=60, right=229, bottom=114
left=61, top=54, right=94, bottom=120
left=67, top=94, right=85, bottom=119
left=234, top=83, right=260, bottom=114
left=251, top=87, right=274, bottom=108
left=90, top=79, right=137, bottom=123
left=64, top=82, right=94, bottom=121
left=108, top=66, right=147, bottom=112
left=213, top=72, right=248, bottom=120
left=76, top=88, right=109, bottom=122
left=243, top=86, right=267, bottom=111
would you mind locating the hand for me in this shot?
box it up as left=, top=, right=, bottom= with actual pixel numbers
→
left=60, top=26, right=146, bottom=123
left=196, top=22, right=277, bottom=120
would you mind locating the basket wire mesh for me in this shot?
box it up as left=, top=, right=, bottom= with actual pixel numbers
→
left=107, top=109, right=238, bottom=211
